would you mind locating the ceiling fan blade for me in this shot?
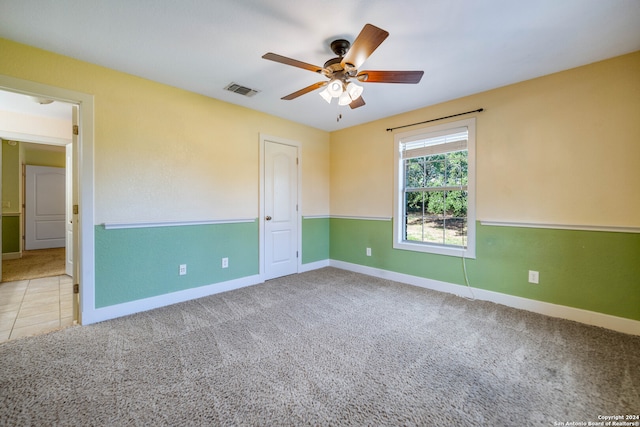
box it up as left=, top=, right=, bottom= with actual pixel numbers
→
left=341, top=24, right=389, bottom=69
left=349, top=96, right=366, bottom=109
left=281, top=81, right=327, bottom=100
left=357, top=70, right=424, bottom=84
left=262, top=53, right=323, bottom=73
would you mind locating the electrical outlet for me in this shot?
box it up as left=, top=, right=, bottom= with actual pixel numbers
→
left=179, top=264, right=187, bottom=276
left=366, top=247, right=372, bottom=257
left=222, top=257, right=229, bottom=269
left=528, top=270, right=539, bottom=284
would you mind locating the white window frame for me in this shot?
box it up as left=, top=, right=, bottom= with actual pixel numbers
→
left=393, top=117, right=476, bottom=258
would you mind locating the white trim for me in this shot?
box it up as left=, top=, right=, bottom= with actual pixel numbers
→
left=481, top=220, right=640, bottom=234
left=0, top=74, right=94, bottom=326
left=103, top=218, right=256, bottom=230
left=300, top=259, right=330, bottom=272
left=331, top=215, right=392, bottom=221
left=330, top=260, right=640, bottom=336
left=259, top=134, right=302, bottom=281
left=0, top=130, right=71, bottom=146
left=302, top=215, right=330, bottom=219
left=2, top=252, right=21, bottom=260
left=85, top=274, right=262, bottom=324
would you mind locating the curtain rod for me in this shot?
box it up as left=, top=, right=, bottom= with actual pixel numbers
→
left=386, top=108, right=484, bottom=132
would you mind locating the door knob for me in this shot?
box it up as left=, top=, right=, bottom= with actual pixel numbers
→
left=265, top=215, right=272, bottom=221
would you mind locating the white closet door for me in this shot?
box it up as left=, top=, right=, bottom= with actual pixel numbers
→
left=25, top=165, right=66, bottom=250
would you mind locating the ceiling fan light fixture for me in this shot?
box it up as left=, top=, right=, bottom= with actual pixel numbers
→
left=319, top=87, right=332, bottom=103
left=338, top=92, right=352, bottom=106
left=345, top=82, right=363, bottom=100
left=31, top=96, right=54, bottom=105
left=326, top=79, right=344, bottom=97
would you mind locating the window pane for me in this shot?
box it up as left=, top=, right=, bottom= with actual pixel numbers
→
left=405, top=158, right=425, bottom=188
left=404, top=191, right=425, bottom=241
left=443, top=190, right=467, bottom=247
left=444, top=190, right=467, bottom=218
left=444, top=217, right=467, bottom=247
left=422, top=213, right=445, bottom=245
left=425, top=155, right=445, bottom=188
left=445, top=151, right=468, bottom=187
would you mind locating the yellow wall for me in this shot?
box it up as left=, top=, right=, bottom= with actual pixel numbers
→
left=1, top=141, right=20, bottom=213
left=331, top=51, right=640, bottom=227
left=1, top=37, right=637, bottom=228
left=0, top=38, right=330, bottom=224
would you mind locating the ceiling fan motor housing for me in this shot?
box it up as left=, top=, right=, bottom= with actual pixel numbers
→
left=326, top=39, right=357, bottom=77
left=323, top=57, right=345, bottom=74
left=330, top=39, right=350, bottom=56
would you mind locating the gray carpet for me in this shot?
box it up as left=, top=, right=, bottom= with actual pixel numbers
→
left=0, top=267, right=638, bottom=426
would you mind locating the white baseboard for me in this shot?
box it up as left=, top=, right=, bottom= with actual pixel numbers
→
left=83, top=274, right=263, bottom=325
left=2, top=252, right=21, bottom=260
left=82, top=260, right=640, bottom=336
left=300, top=259, right=330, bottom=273
left=330, top=260, right=640, bottom=336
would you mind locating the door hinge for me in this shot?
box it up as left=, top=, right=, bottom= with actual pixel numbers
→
left=296, top=157, right=299, bottom=165
left=296, top=251, right=299, bottom=258
left=73, top=125, right=79, bottom=135
left=73, top=204, right=79, bottom=214
left=73, top=284, right=79, bottom=294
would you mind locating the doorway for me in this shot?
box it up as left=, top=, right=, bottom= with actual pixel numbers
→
left=3, top=143, right=69, bottom=277
left=0, top=73, right=95, bottom=327
left=0, top=89, right=74, bottom=341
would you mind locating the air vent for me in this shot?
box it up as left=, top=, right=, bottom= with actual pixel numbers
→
left=224, top=83, right=260, bottom=97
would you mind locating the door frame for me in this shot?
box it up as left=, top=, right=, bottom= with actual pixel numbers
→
left=259, top=134, right=302, bottom=280
left=0, top=74, right=95, bottom=325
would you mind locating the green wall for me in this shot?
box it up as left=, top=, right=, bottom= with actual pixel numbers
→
left=330, top=218, right=640, bottom=321
left=93, top=215, right=639, bottom=323
left=24, top=147, right=65, bottom=168
left=2, top=216, right=20, bottom=253
left=302, top=217, right=330, bottom=264
left=96, top=217, right=331, bottom=307
left=2, top=141, right=20, bottom=213
left=95, top=221, right=259, bottom=307
left=2, top=142, right=21, bottom=254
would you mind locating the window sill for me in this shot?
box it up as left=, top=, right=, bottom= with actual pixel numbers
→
left=393, top=240, right=475, bottom=259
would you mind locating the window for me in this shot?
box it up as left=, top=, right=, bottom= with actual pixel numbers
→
left=393, top=118, right=476, bottom=258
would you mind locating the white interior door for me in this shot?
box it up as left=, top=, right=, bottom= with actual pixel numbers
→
left=65, top=143, right=73, bottom=275
left=25, top=165, right=66, bottom=250
left=264, top=141, right=299, bottom=280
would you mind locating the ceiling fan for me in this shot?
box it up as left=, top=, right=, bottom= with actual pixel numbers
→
left=262, top=23, right=424, bottom=109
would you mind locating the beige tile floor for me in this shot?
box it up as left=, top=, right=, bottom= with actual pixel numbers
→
left=0, top=275, right=75, bottom=343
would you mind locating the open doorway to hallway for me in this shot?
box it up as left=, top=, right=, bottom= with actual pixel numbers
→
left=0, top=89, right=74, bottom=342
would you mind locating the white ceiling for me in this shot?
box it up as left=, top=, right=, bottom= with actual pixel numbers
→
left=0, top=0, right=639, bottom=132
left=0, top=90, right=72, bottom=121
